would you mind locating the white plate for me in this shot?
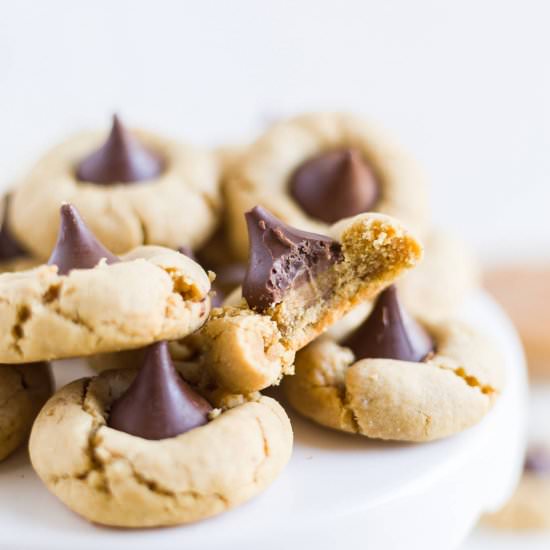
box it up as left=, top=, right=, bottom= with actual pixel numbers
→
left=0, top=291, right=528, bottom=550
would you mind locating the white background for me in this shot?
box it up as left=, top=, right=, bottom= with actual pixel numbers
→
left=0, top=0, right=548, bottom=265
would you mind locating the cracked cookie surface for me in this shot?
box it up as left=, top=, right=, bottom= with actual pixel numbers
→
left=225, top=112, right=429, bottom=260
left=10, top=129, right=221, bottom=258
left=0, top=246, right=210, bottom=363
left=192, top=212, right=423, bottom=394
left=0, top=362, right=53, bottom=461
left=283, top=319, right=504, bottom=442
left=29, top=367, right=293, bottom=527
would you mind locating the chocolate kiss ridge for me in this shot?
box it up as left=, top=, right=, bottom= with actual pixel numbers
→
left=242, top=206, right=343, bottom=312
left=76, top=114, right=164, bottom=184
left=343, top=285, right=434, bottom=362
left=0, top=195, right=28, bottom=261
left=290, top=148, right=379, bottom=224
left=108, top=341, right=212, bottom=440
left=47, top=203, right=119, bottom=275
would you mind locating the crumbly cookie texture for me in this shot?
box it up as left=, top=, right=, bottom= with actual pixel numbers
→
left=0, top=362, right=53, bottom=461
left=283, top=320, right=504, bottom=442
left=29, top=368, right=293, bottom=528
left=324, top=229, right=480, bottom=341
left=10, top=129, right=221, bottom=258
left=194, top=212, right=423, bottom=394
left=0, top=246, right=210, bottom=363
left=225, top=112, right=430, bottom=260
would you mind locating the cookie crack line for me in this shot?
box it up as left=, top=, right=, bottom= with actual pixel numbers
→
left=52, top=379, right=232, bottom=507
left=67, top=379, right=113, bottom=493
left=123, top=459, right=230, bottom=507
left=47, top=379, right=110, bottom=490
left=430, top=362, right=496, bottom=395
left=10, top=304, right=32, bottom=356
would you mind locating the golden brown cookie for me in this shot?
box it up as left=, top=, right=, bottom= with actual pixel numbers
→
left=283, top=286, right=503, bottom=442
left=29, top=358, right=292, bottom=527
left=10, top=116, right=221, bottom=259
left=0, top=362, right=53, bottom=461
left=0, top=245, right=210, bottom=363
left=225, top=112, right=430, bottom=260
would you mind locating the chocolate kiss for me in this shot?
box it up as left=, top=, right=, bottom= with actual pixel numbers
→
left=76, top=114, right=164, bottom=184
left=242, top=206, right=343, bottom=312
left=0, top=195, right=28, bottom=261
left=47, top=204, right=119, bottom=275
left=290, top=148, right=379, bottom=224
left=108, top=341, right=212, bottom=440
left=343, top=285, right=434, bottom=362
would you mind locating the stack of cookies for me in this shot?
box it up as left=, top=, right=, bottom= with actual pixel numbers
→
left=0, top=112, right=503, bottom=528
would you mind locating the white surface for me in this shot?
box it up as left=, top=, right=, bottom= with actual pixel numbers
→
left=0, top=292, right=528, bottom=550
left=463, top=384, right=550, bottom=549
left=464, top=529, right=550, bottom=550
left=0, top=1, right=548, bottom=264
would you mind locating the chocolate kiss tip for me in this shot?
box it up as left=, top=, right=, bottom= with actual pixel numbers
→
left=108, top=341, right=212, bottom=440
left=47, top=203, right=119, bottom=275
left=289, top=147, right=379, bottom=224
left=343, top=285, right=434, bottom=363
left=76, top=114, right=164, bottom=185
left=242, top=206, right=343, bottom=312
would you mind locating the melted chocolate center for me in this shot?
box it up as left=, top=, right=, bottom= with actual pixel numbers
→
left=242, top=206, right=343, bottom=312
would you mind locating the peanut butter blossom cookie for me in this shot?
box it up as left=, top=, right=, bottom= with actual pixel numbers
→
left=0, top=204, right=211, bottom=363
left=10, top=115, right=221, bottom=258
left=283, top=285, right=504, bottom=442
left=189, top=206, right=423, bottom=394
left=0, top=361, right=53, bottom=461
left=225, top=112, right=429, bottom=260
left=29, top=341, right=292, bottom=528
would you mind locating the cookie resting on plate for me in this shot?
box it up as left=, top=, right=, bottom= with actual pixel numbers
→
left=283, top=285, right=504, bottom=442
left=29, top=342, right=292, bottom=528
